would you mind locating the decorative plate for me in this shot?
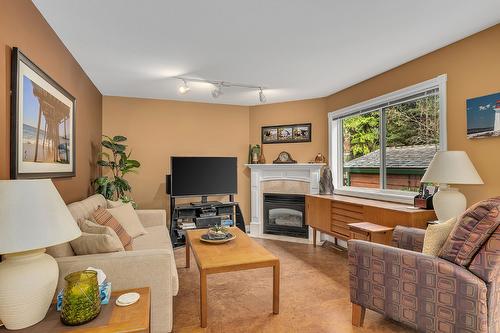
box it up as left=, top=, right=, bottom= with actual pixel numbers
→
left=200, top=233, right=236, bottom=244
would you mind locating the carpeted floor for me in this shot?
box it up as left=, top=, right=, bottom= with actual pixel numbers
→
left=173, top=238, right=413, bottom=333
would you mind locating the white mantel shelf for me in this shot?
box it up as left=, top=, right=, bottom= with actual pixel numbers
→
left=245, top=163, right=325, bottom=244
left=245, top=163, right=325, bottom=169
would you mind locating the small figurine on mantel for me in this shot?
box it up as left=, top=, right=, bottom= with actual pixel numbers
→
left=314, top=153, right=327, bottom=164
left=319, top=165, right=334, bottom=195
left=249, top=144, right=261, bottom=164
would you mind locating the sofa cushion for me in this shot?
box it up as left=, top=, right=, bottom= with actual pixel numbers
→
left=92, top=207, right=133, bottom=250
left=468, top=225, right=500, bottom=283
left=107, top=203, right=147, bottom=238
left=70, top=223, right=125, bottom=255
left=68, top=194, right=107, bottom=222
left=422, top=217, right=456, bottom=256
left=134, top=225, right=179, bottom=295
left=439, top=197, right=500, bottom=266
left=47, top=194, right=108, bottom=258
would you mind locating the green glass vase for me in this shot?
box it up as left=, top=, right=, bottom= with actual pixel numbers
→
left=60, top=270, right=101, bottom=326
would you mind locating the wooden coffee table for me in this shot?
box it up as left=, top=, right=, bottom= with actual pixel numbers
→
left=186, top=227, right=280, bottom=328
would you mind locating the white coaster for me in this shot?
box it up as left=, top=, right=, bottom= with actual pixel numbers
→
left=116, top=292, right=140, bottom=306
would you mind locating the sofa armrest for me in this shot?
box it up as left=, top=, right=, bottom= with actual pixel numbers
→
left=55, top=249, right=172, bottom=293
left=136, top=209, right=166, bottom=228
left=391, top=225, right=425, bottom=252
left=55, top=249, right=174, bottom=333
left=348, top=239, right=488, bottom=332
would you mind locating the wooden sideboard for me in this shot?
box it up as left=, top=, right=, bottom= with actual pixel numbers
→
left=305, top=194, right=436, bottom=245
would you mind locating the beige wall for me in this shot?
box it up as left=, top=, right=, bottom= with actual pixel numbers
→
left=249, top=98, right=328, bottom=163
left=326, top=24, right=500, bottom=205
left=103, top=24, right=500, bottom=222
left=102, top=96, right=250, bottom=224
left=0, top=0, right=102, bottom=203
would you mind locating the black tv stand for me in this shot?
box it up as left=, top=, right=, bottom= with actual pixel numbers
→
left=169, top=194, right=245, bottom=247
left=189, top=198, right=221, bottom=207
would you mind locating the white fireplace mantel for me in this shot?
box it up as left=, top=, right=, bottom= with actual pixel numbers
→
left=245, top=163, right=324, bottom=243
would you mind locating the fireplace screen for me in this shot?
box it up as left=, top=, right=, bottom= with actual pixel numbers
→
left=263, top=193, right=308, bottom=238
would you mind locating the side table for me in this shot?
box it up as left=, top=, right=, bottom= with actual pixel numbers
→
left=0, top=287, right=150, bottom=333
left=348, top=222, right=394, bottom=245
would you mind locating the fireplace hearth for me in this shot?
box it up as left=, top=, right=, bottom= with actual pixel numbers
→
left=263, top=193, right=308, bottom=238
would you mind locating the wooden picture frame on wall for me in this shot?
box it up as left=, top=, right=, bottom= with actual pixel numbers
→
left=10, top=47, right=76, bottom=179
left=261, top=123, right=311, bottom=144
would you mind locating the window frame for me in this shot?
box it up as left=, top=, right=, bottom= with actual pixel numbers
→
left=328, top=74, right=447, bottom=204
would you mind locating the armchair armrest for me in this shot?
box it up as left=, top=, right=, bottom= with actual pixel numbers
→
left=348, top=240, right=488, bottom=332
left=391, top=225, right=425, bottom=252
left=136, top=209, right=166, bottom=228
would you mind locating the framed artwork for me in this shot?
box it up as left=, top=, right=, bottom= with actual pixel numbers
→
left=262, top=123, right=311, bottom=144
left=10, top=47, right=76, bottom=178
left=466, top=92, right=500, bottom=139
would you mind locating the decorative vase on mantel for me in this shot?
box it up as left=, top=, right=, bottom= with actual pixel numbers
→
left=258, top=145, right=266, bottom=164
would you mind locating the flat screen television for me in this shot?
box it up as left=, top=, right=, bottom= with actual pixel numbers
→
left=170, top=156, right=237, bottom=198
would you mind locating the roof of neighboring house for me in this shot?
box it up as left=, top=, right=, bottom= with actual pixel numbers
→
left=344, top=144, right=437, bottom=169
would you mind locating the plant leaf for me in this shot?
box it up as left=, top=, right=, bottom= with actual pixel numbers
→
left=113, top=135, right=127, bottom=142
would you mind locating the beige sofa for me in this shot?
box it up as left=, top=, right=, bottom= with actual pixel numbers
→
left=47, top=194, right=179, bottom=333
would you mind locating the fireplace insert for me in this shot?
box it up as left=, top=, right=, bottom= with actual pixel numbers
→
left=263, top=193, right=308, bottom=238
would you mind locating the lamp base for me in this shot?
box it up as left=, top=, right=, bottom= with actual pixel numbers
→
left=432, top=185, right=467, bottom=222
left=0, top=249, right=58, bottom=330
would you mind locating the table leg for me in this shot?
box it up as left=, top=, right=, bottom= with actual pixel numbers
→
left=200, top=270, right=208, bottom=328
left=185, top=237, right=190, bottom=268
left=313, top=228, right=317, bottom=247
left=273, top=262, right=280, bottom=314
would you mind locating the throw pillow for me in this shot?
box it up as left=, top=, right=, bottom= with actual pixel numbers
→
left=92, top=207, right=133, bottom=249
left=438, top=197, right=500, bottom=266
left=70, top=224, right=125, bottom=255
left=422, top=218, right=456, bottom=256
left=107, top=199, right=124, bottom=208
left=107, top=203, right=147, bottom=238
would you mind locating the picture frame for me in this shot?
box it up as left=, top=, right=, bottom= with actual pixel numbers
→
left=466, top=92, right=500, bottom=139
left=10, top=47, right=76, bottom=179
left=262, top=123, right=311, bottom=144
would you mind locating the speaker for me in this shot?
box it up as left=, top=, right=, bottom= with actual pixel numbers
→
left=166, top=175, right=171, bottom=194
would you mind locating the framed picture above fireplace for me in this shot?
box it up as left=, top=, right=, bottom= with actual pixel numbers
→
left=262, top=123, right=311, bottom=144
left=10, top=47, right=76, bottom=179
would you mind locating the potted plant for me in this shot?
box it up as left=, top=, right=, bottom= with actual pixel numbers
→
left=92, top=135, right=140, bottom=206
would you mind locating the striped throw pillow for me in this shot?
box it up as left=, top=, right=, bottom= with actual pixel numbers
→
left=92, top=207, right=133, bottom=250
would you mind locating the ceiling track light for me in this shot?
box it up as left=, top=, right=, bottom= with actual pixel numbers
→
left=178, top=79, right=190, bottom=94
left=211, top=82, right=224, bottom=98
left=174, top=77, right=268, bottom=103
left=258, top=87, right=266, bottom=103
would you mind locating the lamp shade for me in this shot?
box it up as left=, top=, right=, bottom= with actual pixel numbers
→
left=421, top=151, right=483, bottom=185
left=0, top=179, right=81, bottom=254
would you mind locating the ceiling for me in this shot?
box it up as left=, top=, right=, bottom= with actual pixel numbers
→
left=33, top=0, right=500, bottom=106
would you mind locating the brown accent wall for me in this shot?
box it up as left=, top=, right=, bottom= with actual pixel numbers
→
left=326, top=24, right=500, bottom=205
left=249, top=98, right=328, bottom=163
left=102, top=96, right=250, bottom=224
left=0, top=0, right=102, bottom=203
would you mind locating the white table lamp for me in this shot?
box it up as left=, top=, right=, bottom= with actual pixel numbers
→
left=421, top=151, right=483, bottom=221
left=0, top=179, right=81, bottom=329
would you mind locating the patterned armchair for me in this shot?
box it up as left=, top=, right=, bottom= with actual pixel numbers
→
left=348, top=209, right=500, bottom=333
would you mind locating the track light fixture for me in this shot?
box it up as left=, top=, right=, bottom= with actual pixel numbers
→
left=174, top=77, right=268, bottom=103
left=211, top=83, right=224, bottom=98
left=259, top=88, right=266, bottom=103
left=178, top=79, right=190, bottom=94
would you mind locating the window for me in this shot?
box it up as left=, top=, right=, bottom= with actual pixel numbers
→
left=329, top=75, right=447, bottom=203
